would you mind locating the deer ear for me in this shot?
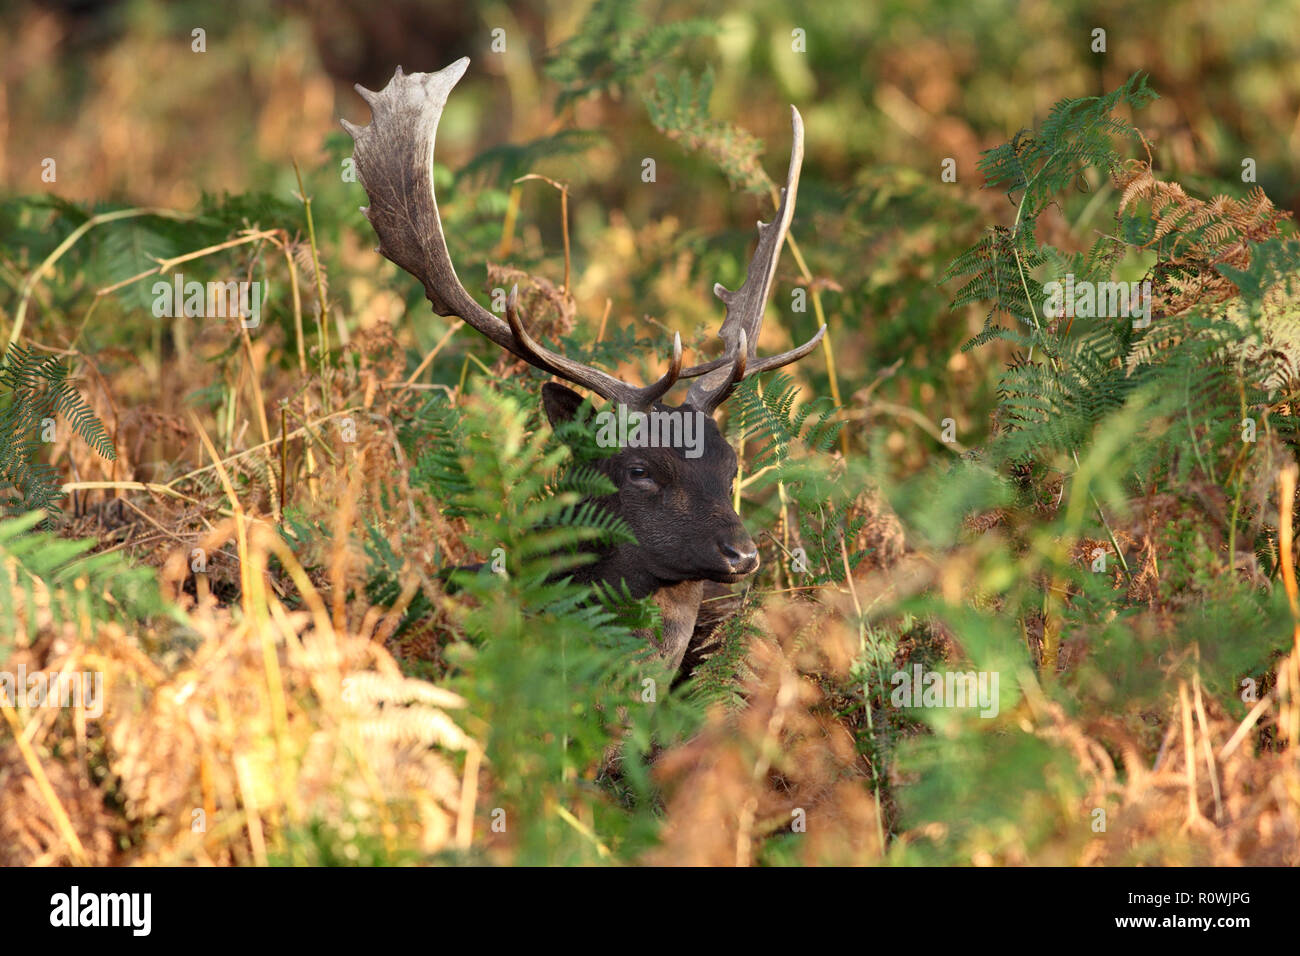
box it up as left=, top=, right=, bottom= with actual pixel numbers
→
left=542, top=382, right=587, bottom=429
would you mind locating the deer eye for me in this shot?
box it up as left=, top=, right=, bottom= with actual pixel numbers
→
left=626, top=464, right=659, bottom=488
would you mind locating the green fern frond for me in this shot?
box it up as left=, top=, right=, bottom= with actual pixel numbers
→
left=644, top=67, right=772, bottom=194
left=0, top=344, right=116, bottom=518
left=543, top=0, right=714, bottom=111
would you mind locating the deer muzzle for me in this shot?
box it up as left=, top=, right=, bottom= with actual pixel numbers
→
left=716, top=533, right=760, bottom=577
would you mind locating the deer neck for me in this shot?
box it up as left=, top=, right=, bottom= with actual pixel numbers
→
left=643, top=579, right=703, bottom=672
left=570, top=545, right=704, bottom=670
left=572, top=543, right=656, bottom=597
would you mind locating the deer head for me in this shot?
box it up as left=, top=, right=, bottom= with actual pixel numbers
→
left=343, top=58, right=824, bottom=601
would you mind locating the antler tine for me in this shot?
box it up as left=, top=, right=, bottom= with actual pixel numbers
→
left=677, top=320, right=828, bottom=413
left=687, top=105, right=823, bottom=415
left=506, top=286, right=683, bottom=409
left=504, top=285, right=631, bottom=403
left=746, top=322, right=827, bottom=375
left=695, top=320, right=828, bottom=413
left=345, top=58, right=657, bottom=405
left=693, top=329, right=750, bottom=413
left=634, top=330, right=684, bottom=407
left=679, top=354, right=731, bottom=377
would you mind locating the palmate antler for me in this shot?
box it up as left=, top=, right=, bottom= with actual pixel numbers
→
left=342, top=57, right=824, bottom=414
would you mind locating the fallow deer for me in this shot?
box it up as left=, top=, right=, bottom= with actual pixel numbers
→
left=343, top=58, right=824, bottom=672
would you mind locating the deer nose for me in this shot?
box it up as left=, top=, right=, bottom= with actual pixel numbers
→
left=718, top=539, right=759, bottom=574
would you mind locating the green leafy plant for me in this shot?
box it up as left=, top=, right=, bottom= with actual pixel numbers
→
left=0, top=510, right=165, bottom=647
left=0, top=344, right=115, bottom=517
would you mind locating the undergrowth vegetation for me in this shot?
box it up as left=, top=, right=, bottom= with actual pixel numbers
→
left=2, top=1, right=1300, bottom=865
